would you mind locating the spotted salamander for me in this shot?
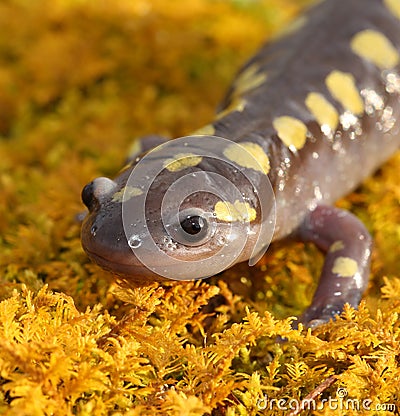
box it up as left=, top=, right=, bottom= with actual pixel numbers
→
left=81, top=0, right=400, bottom=327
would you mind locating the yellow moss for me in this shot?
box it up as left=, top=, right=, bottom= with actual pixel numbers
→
left=0, top=0, right=399, bottom=414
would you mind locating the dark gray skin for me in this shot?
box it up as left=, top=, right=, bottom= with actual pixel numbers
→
left=82, top=0, right=400, bottom=327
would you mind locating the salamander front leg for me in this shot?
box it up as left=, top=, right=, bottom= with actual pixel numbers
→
left=297, top=205, right=372, bottom=328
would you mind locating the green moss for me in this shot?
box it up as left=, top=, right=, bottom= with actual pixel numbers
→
left=0, top=0, right=399, bottom=414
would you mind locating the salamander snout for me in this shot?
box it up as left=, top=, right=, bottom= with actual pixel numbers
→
left=81, top=177, right=117, bottom=211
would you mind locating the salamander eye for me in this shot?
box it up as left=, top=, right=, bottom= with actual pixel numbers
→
left=165, top=208, right=215, bottom=246
left=180, top=215, right=207, bottom=236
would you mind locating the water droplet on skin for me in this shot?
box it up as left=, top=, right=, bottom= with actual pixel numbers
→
left=128, top=235, right=142, bottom=248
left=91, top=225, right=98, bottom=236
left=217, top=235, right=226, bottom=245
left=163, top=236, right=177, bottom=251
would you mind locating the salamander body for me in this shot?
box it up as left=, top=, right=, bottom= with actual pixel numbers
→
left=81, top=0, right=400, bottom=326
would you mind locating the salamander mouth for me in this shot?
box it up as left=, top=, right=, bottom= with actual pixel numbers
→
left=83, top=246, right=168, bottom=283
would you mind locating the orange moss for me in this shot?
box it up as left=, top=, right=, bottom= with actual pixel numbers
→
left=0, top=0, right=399, bottom=414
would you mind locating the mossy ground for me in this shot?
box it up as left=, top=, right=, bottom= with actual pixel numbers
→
left=0, top=0, right=399, bottom=415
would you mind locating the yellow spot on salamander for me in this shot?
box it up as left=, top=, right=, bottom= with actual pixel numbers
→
left=351, top=29, right=400, bottom=70
left=305, top=92, right=339, bottom=133
left=329, top=240, right=345, bottom=253
left=216, top=98, right=246, bottom=120
left=233, top=64, right=268, bottom=97
left=192, top=124, right=216, bottom=136
left=272, top=116, right=308, bottom=150
left=214, top=200, right=257, bottom=222
left=112, top=186, right=143, bottom=203
left=273, top=15, right=307, bottom=39
left=127, top=139, right=142, bottom=160
left=223, top=142, right=270, bottom=174
left=332, top=256, right=358, bottom=277
left=384, top=0, right=400, bottom=20
left=117, top=163, right=133, bottom=175
left=325, top=70, right=364, bottom=115
left=163, top=153, right=203, bottom=172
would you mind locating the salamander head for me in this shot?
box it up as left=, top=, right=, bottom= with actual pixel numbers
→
left=81, top=136, right=275, bottom=282
left=81, top=176, right=157, bottom=281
